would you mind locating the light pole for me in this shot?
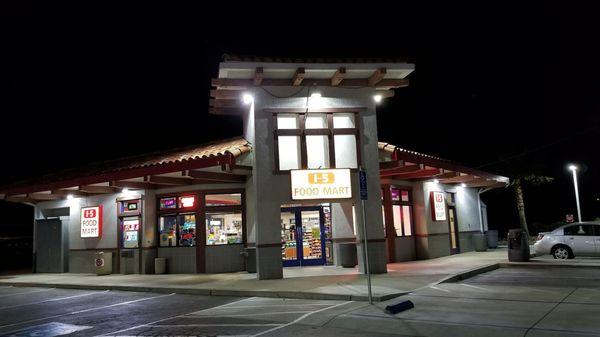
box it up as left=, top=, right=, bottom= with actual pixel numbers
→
left=568, top=164, right=582, bottom=222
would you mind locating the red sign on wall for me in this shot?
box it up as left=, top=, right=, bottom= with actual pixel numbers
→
left=430, top=191, right=447, bottom=221
left=81, top=205, right=103, bottom=238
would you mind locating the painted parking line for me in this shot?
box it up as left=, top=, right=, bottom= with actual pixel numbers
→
left=0, top=288, right=55, bottom=298
left=251, top=301, right=352, bottom=337
left=192, top=311, right=312, bottom=318
left=150, top=324, right=283, bottom=327
left=95, top=297, right=257, bottom=337
left=0, top=290, right=109, bottom=310
left=0, top=293, right=175, bottom=330
left=223, top=303, right=335, bottom=309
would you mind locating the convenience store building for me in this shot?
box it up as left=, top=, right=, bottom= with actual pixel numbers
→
left=0, top=57, right=508, bottom=279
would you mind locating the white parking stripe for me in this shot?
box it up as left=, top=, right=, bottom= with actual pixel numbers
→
left=250, top=301, right=352, bottom=337
left=94, top=297, right=257, bottom=337
left=429, top=285, right=451, bottom=293
left=0, top=290, right=109, bottom=310
left=192, top=311, right=311, bottom=318
left=0, top=293, right=175, bottom=330
left=150, top=324, right=283, bottom=327
left=223, top=303, right=334, bottom=309
left=0, top=288, right=55, bottom=298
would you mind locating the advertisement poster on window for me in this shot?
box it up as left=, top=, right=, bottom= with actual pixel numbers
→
left=430, top=191, right=447, bottom=221
left=81, top=205, right=103, bottom=238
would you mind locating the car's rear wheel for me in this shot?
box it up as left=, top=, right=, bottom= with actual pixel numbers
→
left=552, top=246, right=572, bottom=260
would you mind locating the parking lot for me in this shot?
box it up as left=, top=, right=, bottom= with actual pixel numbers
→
left=0, top=286, right=374, bottom=337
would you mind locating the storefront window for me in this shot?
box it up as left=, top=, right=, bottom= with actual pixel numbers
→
left=206, top=211, right=243, bottom=245
left=159, top=215, right=177, bottom=247
left=274, top=112, right=359, bottom=171
left=384, top=187, right=414, bottom=237
left=205, top=193, right=242, bottom=207
left=122, top=217, right=140, bottom=248
left=178, top=214, right=196, bottom=246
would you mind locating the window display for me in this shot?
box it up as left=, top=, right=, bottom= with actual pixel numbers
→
left=159, top=197, right=177, bottom=210
left=122, top=217, right=140, bottom=248
left=159, top=215, right=177, bottom=247
left=206, top=211, right=243, bottom=245
left=205, top=193, right=242, bottom=207
left=178, top=214, right=196, bottom=246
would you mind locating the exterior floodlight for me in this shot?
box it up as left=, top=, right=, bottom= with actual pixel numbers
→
left=433, top=179, right=439, bottom=184
left=460, top=183, right=467, bottom=187
left=310, top=93, right=322, bottom=99
left=242, top=93, right=254, bottom=104
left=568, top=164, right=577, bottom=171
left=373, top=94, right=383, bottom=103
left=66, top=194, right=74, bottom=200
left=122, top=188, right=130, bottom=194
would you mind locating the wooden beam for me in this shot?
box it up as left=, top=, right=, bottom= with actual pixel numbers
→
left=292, top=68, right=305, bottom=86
left=379, top=160, right=405, bottom=170
left=51, top=189, right=89, bottom=197
left=212, top=78, right=408, bottom=89
left=110, top=181, right=157, bottom=190
left=331, top=67, right=346, bottom=86
left=209, top=107, right=248, bottom=115
left=209, top=98, right=243, bottom=108
left=145, top=176, right=193, bottom=185
left=380, top=164, right=421, bottom=177
left=5, top=196, right=36, bottom=203
left=254, top=67, right=263, bottom=85
left=79, top=185, right=121, bottom=194
left=368, top=68, right=387, bottom=86
left=390, top=168, right=442, bottom=180
left=210, top=89, right=244, bottom=99
left=183, top=170, right=246, bottom=183
left=440, top=174, right=479, bottom=184
left=375, top=90, right=394, bottom=98
left=27, top=193, right=64, bottom=201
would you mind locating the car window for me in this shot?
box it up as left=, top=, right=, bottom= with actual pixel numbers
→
left=564, top=225, right=595, bottom=236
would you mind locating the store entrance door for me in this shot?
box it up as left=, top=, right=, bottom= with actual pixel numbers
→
left=281, top=206, right=326, bottom=267
left=448, top=206, right=460, bottom=254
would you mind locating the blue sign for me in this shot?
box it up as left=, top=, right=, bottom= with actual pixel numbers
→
left=359, top=170, right=368, bottom=200
left=0, top=322, right=90, bottom=337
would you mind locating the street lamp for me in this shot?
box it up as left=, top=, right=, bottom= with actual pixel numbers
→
left=568, top=164, right=582, bottom=222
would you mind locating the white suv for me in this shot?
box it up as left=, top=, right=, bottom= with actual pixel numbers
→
left=533, top=222, right=600, bottom=259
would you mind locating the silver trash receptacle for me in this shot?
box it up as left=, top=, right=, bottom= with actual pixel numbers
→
left=95, top=252, right=112, bottom=276
left=155, top=258, right=166, bottom=274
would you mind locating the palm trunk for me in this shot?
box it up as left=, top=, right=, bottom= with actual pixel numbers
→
left=513, top=179, right=530, bottom=238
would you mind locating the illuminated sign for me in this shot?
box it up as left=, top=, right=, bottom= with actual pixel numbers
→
left=430, top=191, right=447, bottom=221
left=160, top=197, right=177, bottom=210
left=81, top=205, right=103, bottom=238
left=291, top=169, right=352, bottom=200
left=179, top=196, right=195, bottom=208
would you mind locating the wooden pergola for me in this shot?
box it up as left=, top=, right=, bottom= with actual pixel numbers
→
left=210, top=55, right=415, bottom=115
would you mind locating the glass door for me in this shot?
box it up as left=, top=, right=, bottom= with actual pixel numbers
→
left=281, top=207, right=326, bottom=267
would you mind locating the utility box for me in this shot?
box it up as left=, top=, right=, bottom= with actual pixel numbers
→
left=95, top=252, right=112, bottom=276
left=508, top=229, right=530, bottom=262
left=155, top=258, right=166, bottom=274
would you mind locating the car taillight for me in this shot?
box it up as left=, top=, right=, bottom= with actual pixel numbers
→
left=536, top=233, right=544, bottom=241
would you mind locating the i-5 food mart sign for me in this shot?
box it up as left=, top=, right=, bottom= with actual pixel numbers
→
left=291, top=169, right=352, bottom=200
left=81, top=205, right=103, bottom=238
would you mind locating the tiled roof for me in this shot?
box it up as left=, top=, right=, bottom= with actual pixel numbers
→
left=222, top=54, right=409, bottom=64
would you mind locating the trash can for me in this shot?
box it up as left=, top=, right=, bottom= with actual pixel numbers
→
left=486, top=230, right=499, bottom=249
left=508, top=229, right=530, bottom=262
left=241, top=247, right=256, bottom=273
left=94, top=251, right=112, bottom=276
left=155, top=258, right=166, bottom=274
left=472, top=233, right=488, bottom=252
left=338, top=242, right=358, bottom=268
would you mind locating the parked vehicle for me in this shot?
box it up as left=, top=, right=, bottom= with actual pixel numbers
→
left=534, top=222, right=600, bottom=259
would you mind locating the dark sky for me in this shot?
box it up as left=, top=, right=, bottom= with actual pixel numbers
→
left=2, top=5, right=599, bottom=234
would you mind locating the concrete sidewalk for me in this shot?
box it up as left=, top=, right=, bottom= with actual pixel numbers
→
left=0, top=250, right=510, bottom=302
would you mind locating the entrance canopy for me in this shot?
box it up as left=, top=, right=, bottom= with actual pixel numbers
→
left=378, top=142, right=509, bottom=188
left=0, top=137, right=252, bottom=203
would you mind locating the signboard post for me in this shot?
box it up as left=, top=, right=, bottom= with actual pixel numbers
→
left=80, top=205, right=103, bottom=238
left=359, top=169, right=373, bottom=304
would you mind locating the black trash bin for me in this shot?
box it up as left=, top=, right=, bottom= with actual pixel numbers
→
left=508, top=229, right=530, bottom=262
left=339, top=242, right=358, bottom=268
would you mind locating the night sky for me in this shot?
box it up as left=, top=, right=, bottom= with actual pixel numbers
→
left=2, top=6, right=599, bottom=236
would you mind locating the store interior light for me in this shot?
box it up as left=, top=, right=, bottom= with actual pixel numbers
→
left=373, top=94, right=383, bottom=103
left=242, top=93, right=254, bottom=104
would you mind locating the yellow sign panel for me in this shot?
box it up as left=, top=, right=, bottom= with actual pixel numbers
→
left=291, top=169, right=352, bottom=200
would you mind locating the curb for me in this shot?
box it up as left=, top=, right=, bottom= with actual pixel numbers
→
left=438, top=263, right=500, bottom=283
left=0, top=281, right=406, bottom=302
left=500, top=262, right=600, bottom=269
